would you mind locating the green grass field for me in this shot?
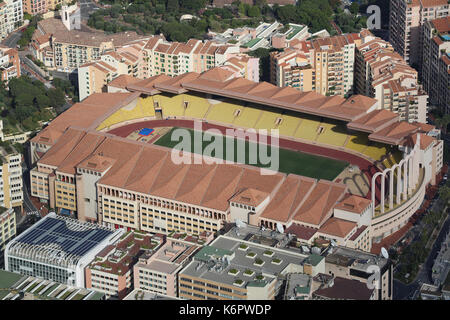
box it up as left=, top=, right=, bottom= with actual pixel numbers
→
left=154, top=128, right=348, bottom=180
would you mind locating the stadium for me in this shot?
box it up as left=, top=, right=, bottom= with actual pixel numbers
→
left=29, top=68, right=444, bottom=252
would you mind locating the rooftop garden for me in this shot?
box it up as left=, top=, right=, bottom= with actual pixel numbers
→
left=243, top=269, right=255, bottom=277
left=271, top=258, right=282, bottom=265
left=228, top=268, right=239, bottom=276
left=254, top=258, right=264, bottom=266
left=233, top=279, right=244, bottom=287
left=239, top=243, right=248, bottom=250
left=263, top=250, right=274, bottom=257
left=246, top=252, right=256, bottom=258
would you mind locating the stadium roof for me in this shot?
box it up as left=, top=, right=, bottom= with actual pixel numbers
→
left=7, top=213, right=117, bottom=267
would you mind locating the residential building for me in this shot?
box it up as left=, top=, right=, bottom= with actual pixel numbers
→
left=0, top=143, right=23, bottom=210
left=0, top=45, right=21, bottom=82
left=5, top=212, right=123, bottom=287
left=22, top=0, right=48, bottom=16
left=270, top=33, right=362, bottom=96
left=0, top=207, right=15, bottom=251
left=0, top=0, right=23, bottom=41
left=389, top=0, right=449, bottom=66
left=324, top=246, right=393, bottom=300
left=178, top=235, right=325, bottom=300
left=355, top=32, right=428, bottom=123
left=85, top=230, right=163, bottom=299
left=421, top=16, right=450, bottom=113
left=77, top=36, right=253, bottom=100
left=30, top=17, right=150, bottom=72
left=134, top=234, right=204, bottom=297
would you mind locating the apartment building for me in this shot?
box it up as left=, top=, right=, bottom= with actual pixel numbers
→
left=0, top=0, right=23, bottom=41
left=0, top=207, right=16, bottom=251
left=270, top=33, right=362, bottom=97
left=22, top=0, right=48, bottom=16
left=355, top=32, right=428, bottom=123
left=143, top=37, right=240, bottom=77
left=0, top=45, right=21, bottom=82
left=0, top=144, right=23, bottom=210
left=85, top=231, right=163, bottom=300
left=389, top=0, right=449, bottom=66
left=78, top=39, right=151, bottom=101
left=178, top=235, right=325, bottom=300
left=134, top=235, right=203, bottom=297
left=421, top=16, right=450, bottom=113
left=30, top=17, right=149, bottom=72
left=324, top=246, right=393, bottom=300
left=77, top=36, right=256, bottom=101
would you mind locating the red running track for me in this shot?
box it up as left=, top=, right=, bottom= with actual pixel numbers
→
left=107, top=119, right=383, bottom=202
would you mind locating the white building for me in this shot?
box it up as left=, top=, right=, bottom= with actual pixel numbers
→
left=0, top=0, right=23, bottom=41
left=5, top=212, right=124, bottom=288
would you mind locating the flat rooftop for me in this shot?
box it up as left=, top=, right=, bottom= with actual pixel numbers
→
left=325, top=246, right=389, bottom=271
left=180, top=235, right=308, bottom=288
left=124, top=289, right=179, bottom=300
left=0, top=271, right=104, bottom=300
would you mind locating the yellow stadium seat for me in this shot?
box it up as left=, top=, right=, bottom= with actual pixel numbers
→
left=183, top=95, right=211, bottom=119
left=254, top=111, right=282, bottom=130
left=364, top=143, right=389, bottom=161
left=206, top=102, right=241, bottom=124
left=345, top=134, right=370, bottom=153
left=278, top=115, right=301, bottom=137
left=139, top=97, right=156, bottom=117
left=119, top=100, right=146, bottom=121
left=316, top=121, right=348, bottom=147
left=294, top=116, right=321, bottom=141
left=159, top=94, right=185, bottom=117
left=233, top=107, right=262, bottom=128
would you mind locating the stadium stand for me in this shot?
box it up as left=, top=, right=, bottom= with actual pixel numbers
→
left=277, top=114, right=302, bottom=137
left=382, top=151, right=403, bottom=168
left=138, top=97, right=156, bottom=118
left=364, top=143, right=389, bottom=161
left=254, top=110, right=283, bottom=130
left=233, top=107, right=262, bottom=128
left=205, top=101, right=242, bottom=124
left=159, top=94, right=185, bottom=117
left=316, top=120, right=349, bottom=147
left=183, top=95, right=211, bottom=119
left=294, top=115, right=321, bottom=141
left=345, top=134, right=370, bottom=154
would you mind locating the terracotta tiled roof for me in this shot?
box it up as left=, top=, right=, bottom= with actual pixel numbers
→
left=260, top=175, right=316, bottom=223
left=318, top=217, right=357, bottom=238
left=292, top=180, right=347, bottom=227
left=229, top=188, right=269, bottom=207
left=334, top=195, right=372, bottom=215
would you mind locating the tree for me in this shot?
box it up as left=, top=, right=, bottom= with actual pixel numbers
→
left=167, top=0, right=179, bottom=12
left=349, top=2, right=360, bottom=15
left=247, top=6, right=261, bottom=18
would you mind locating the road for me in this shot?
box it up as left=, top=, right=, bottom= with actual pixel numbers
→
left=1, top=29, right=22, bottom=48
left=394, top=206, right=450, bottom=299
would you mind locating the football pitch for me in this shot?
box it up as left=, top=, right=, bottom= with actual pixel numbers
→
left=154, top=127, right=348, bottom=180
